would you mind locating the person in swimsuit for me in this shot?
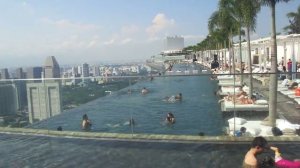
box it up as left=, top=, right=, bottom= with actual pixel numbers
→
left=82, top=114, right=92, bottom=130
left=257, top=147, right=300, bottom=168
left=141, top=87, right=148, bottom=94
left=166, top=112, right=175, bottom=124
left=175, top=93, right=182, bottom=101
left=243, top=136, right=268, bottom=168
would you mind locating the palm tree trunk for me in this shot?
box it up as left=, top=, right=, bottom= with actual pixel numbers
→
left=268, top=2, right=278, bottom=127
left=229, top=36, right=232, bottom=73
left=224, top=41, right=227, bottom=70
left=246, top=26, right=253, bottom=96
left=239, top=26, right=243, bottom=84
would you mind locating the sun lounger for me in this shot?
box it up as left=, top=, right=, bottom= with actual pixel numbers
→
left=217, top=75, right=233, bottom=80
left=221, top=100, right=268, bottom=112
left=287, top=94, right=300, bottom=99
left=218, top=81, right=242, bottom=87
left=218, top=87, right=242, bottom=96
left=228, top=118, right=299, bottom=137
left=280, top=90, right=295, bottom=96
left=293, top=98, right=300, bottom=104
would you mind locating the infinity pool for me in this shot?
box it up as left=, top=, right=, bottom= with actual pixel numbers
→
left=1, top=133, right=300, bottom=168
left=30, top=64, right=224, bottom=135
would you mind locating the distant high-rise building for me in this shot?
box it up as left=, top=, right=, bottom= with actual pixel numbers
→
left=72, top=66, right=79, bottom=77
left=0, top=68, right=9, bottom=79
left=82, top=63, right=89, bottom=78
left=164, top=36, right=184, bottom=51
left=93, top=66, right=100, bottom=77
left=15, top=67, right=25, bottom=79
left=27, top=82, right=62, bottom=123
left=26, top=67, right=43, bottom=80
left=44, top=56, right=60, bottom=78
left=77, top=66, right=82, bottom=75
left=0, top=84, right=18, bottom=116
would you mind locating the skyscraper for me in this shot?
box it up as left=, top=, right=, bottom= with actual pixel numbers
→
left=0, top=84, right=18, bottom=116
left=72, top=66, right=79, bottom=77
left=82, top=63, right=89, bottom=78
left=27, top=82, right=62, bottom=123
left=92, top=66, right=100, bottom=77
left=44, top=56, right=60, bottom=79
left=15, top=67, right=25, bottom=79
left=0, top=68, right=9, bottom=79
left=26, top=67, right=43, bottom=79
left=82, top=63, right=89, bottom=82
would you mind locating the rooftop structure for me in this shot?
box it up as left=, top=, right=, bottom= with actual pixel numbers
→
left=164, top=36, right=184, bottom=51
left=27, top=82, right=62, bottom=123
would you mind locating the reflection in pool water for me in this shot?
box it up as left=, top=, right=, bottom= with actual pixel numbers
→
left=1, top=133, right=300, bottom=168
left=30, top=64, right=224, bottom=136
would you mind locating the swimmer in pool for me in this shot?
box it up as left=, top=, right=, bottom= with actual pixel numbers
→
left=163, top=93, right=182, bottom=102
left=82, top=114, right=92, bottom=131
left=175, top=93, right=182, bottom=101
left=141, top=87, right=148, bottom=94
left=165, top=112, right=175, bottom=124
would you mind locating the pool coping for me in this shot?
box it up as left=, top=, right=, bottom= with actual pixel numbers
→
left=0, top=127, right=299, bottom=143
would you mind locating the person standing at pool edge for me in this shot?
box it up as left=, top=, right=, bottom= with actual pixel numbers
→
left=243, top=136, right=268, bottom=168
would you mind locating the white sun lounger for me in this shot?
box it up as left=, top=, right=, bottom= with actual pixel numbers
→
left=280, top=90, right=295, bottom=96
left=228, top=119, right=300, bottom=137
left=293, top=98, right=300, bottom=104
left=221, top=101, right=269, bottom=112
left=219, top=87, right=242, bottom=96
left=287, top=94, right=300, bottom=99
left=218, top=81, right=242, bottom=87
left=217, top=75, right=233, bottom=80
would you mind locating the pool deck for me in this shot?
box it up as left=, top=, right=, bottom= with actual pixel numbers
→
left=248, top=75, right=300, bottom=124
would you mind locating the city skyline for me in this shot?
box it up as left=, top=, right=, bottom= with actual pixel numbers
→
left=0, top=0, right=299, bottom=67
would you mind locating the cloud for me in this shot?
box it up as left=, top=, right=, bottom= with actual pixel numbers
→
left=103, top=25, right=139, bottom=46
left=121, top=38, right=133, bottom=44
left=146, top=13, right=175, bottom=37
left=121, top=25, right=140, bottom=35
left=104, top=38, right=115, bottom=45
left=41, top=17, right=99, bottom=31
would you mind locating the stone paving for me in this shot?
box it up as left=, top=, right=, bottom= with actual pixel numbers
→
left=244, top=75, right=300, bottom=124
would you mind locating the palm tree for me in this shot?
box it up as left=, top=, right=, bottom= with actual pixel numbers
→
left=241, top=0, right=261, bottom=97
left=208, top=0, right=241, bottom=72
left=284, top=5, right=300, bottom=34
left=259, top=0, right=291, bottom=127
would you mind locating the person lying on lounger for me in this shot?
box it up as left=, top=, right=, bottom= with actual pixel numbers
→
left=235, top=95, right=256, bottom=104
left=224, top=88, right=247, bottom=102
left=288, top=82, right=298, bottom=90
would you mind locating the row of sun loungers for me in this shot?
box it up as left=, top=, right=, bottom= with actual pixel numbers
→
left=227, top=117, right=300, bottom=137
left=216, top=72, right=269, bottom=112
left=277, top=79, right=300, bottom=104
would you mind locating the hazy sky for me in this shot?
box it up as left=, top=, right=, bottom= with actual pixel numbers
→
left=0, top=0, right=299, bottom=67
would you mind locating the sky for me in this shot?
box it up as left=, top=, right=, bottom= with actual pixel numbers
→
left=0, top=0, right=299, bottom=68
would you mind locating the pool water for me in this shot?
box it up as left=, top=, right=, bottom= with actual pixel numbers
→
left=1, top=133, right=300, bottom=168
left=31, top=64, right=224, bottom=136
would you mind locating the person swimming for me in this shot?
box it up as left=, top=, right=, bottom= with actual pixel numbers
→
left=166, top=112, right=175, bottom=124
left=175, top=93, right=182, bottom=101
left=82, top=114, right=92, bottom=130
left=141, top=87, right=148, bottom=94
left=163, top=93, right=182, bottom=102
